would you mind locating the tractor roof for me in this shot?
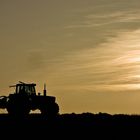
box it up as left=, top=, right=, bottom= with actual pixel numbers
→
left=9, top=81, right=36, bottom=87
left=16, top=83, right=36, bottom=86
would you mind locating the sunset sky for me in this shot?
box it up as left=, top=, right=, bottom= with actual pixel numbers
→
left=1, top=0, right=140, bottom=114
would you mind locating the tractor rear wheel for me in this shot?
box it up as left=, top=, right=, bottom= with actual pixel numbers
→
left=40, top=102, right=59, bottom=118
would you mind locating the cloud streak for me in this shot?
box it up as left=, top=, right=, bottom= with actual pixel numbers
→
left=49, top=29, right=140, bottom=93
left=65, top=10, right=140, bottom=29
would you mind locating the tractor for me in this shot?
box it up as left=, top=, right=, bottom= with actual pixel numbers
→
left=0, top=81, right=59, bottom=117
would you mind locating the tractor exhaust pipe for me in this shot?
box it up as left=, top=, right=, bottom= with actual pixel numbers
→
left=43, top=83, right=47, bottom=96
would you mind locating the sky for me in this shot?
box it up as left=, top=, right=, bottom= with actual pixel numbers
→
left=1, top=0, right=140, bottom=114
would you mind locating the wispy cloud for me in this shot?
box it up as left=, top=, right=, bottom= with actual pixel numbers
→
left=49, top=29, right=140, bottom=92
left=65, top=10, right=140, bottom=29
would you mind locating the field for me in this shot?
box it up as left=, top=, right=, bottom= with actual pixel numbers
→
left=0, top=113, right=140, bottom=139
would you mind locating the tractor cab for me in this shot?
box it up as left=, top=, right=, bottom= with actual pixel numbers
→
left=16, top=83, right=36, bottom=95
left=10, top=81, right=36, bottom=96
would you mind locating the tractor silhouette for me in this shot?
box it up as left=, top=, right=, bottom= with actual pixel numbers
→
left=0, top=81, right=59, bottom=117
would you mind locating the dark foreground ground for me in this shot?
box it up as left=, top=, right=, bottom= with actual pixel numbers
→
left=1, top=113, right=140, bottom=139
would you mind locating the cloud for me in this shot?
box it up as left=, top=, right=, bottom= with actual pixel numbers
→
left=48, top=29, right=140, bottom=93
left=65, top=10, right=140, bottom=29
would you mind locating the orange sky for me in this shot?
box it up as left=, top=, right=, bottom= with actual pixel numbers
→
left=1, top=0, right=140, bottom=114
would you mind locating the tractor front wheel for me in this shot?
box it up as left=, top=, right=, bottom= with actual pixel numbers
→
left=6, top=99, right=31, bottom=117
left=40, top=103, right=59, bottom=119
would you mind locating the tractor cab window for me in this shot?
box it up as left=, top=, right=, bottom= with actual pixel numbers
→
left=16, top=85, right=21, bottom=94
left=16, top=84, right=36, bottom=95
left=26, top=85, right=36, bottom=95
left=30, top=86, right=36, bottom=95
left=16, top=85, right=26, bottom=94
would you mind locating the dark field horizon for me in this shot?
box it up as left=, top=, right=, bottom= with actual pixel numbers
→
left=0, top=112, right=140, bottom=139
